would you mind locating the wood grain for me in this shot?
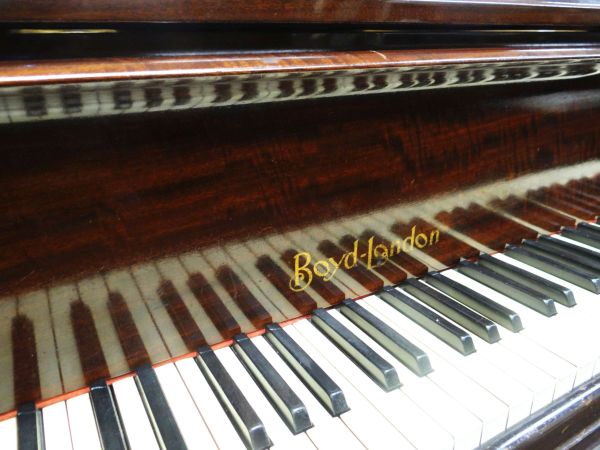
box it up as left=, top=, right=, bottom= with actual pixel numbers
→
left=1, top=46, right=600, bottom=87
left=2, top=0, right=600, bottom=26
left=2, top=77, right=600, bottom=296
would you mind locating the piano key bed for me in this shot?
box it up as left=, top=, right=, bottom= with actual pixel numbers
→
left=3, top=171, right=600, bottom=449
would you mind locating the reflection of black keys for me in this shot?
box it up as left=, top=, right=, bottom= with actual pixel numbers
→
left=89, top=379, right=128, bottom=450
left=233, top=334, right=312, bottom=434
left=17, top=403, right=43, bottom=450
left=479, top=253, right=575, bottom=308
left=264, top=323, right=349, bottom=417
left=256, top=255, right=317, bottom=314
left=458, top=260, right=557, bottom=316
left=318, top=240, right=384, bottom=292
left=281, top=249, right=345, bottom=305
left=523, top=239, right=600, bottom=275
left=403, top=279, right=500, bottom=343
left=424, top=272, right=523, bottom=332
left=561, top=227, right=600, bottom=250
left=216, top=265, right=272, bottom=329
left=339, top=299, right=433, bottom=375
left=380, top=287, right=474, bottom=355
left=339, top=235, right=407, bottom=284
left=188, top=272, right=241, bottom=339
left=12, top=315, right=41, bottom=406
left=135, top=364, right=187, bottom=450
left=311, top=308, right=400, bottom=391
left=196, top=346, right=271, bottom=450
left=361, top=229, right=428, bottom=276
left=158, top=280, right=206, bottom=351
left=504, top=245, right=600, bottom=294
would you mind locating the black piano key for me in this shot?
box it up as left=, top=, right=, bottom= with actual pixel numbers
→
left=195, top=345, right=272, bottom=450
left=338, top=299, right=433, bottom=375
left=264, top=323, right=349, bottom=417
left=504, top=245, right=600, bottom=294
left=457, top=260, right=557, bottom=316
left=403, top=278, right=500, bottom=343
left=560, top=227, right=600, bottom=250
left=522, top=239, right=600, bottom=276
left=538, top=235, right=600, bottom=267
left=17, top=403, right=43, bottom=450
left=310, top=308, right=401, bottom=391
left=89, top=379, right=129, bottom=450
left=379, top=287, right=476, bottom=355
left=134, top=364, right=187, bottom=450
left=232, top=334, right=312, bottom=434
left=424, top=272, right=523, bottom=332
left=478, top=253, right=576, bottom=307
left=577, top=222, right=600, bottom=237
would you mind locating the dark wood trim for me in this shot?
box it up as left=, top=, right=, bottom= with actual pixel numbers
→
left=2, top=46, right=600, bottom=87
left=3, top=0, right=600, bottom=26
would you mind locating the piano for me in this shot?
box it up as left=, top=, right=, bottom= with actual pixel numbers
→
left=2, top=2, right=600, bottom=449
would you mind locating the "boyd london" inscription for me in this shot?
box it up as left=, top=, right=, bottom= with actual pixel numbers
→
left=289, top=225, right=440, bottom=292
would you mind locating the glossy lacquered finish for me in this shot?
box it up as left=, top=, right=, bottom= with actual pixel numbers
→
left=3, top=0, right=600, bottom=25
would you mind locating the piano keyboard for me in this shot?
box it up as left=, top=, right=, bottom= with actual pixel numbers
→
left=3, top=169, right=600, bottom=449
left=3, top=220, right=600, bottom=448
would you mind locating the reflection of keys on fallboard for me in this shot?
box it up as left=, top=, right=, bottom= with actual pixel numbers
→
left=3, top=163, right=600, bottom=448
left=3, top=219, right=600, bottom=449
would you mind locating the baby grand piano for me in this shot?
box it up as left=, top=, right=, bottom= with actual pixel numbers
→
left=2, top=2, right=600, bottom=449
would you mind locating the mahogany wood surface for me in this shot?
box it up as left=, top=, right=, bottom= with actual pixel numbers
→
left=2, top=46, right=600, bottom=87
left=3, top=0, right=600, bottom=26
left=2, top=77, right=600, bottom=297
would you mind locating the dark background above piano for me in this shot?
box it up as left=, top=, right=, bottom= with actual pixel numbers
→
left=1, top=75, right=600, bottom=296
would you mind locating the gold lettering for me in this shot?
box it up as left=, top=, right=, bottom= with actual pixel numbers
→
left=326, top=256, right=343, bottom=281
left=374, top=243, right=389, bottom=266
left=344, top=239, right=359, bottom=269
left=429, top=229, right=440, bottom=245
left=289, top=252, right=312, bottom=292
left=390, top=239, right=401, bottom=256
left=313, top=260, right=330, bottom=278
left=402, top=225, right=416, bottom=252
left=366, top=236, right=375, bottom=269
left=415, top=232, right=428, bottom=248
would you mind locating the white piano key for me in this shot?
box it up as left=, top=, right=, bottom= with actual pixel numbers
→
left=442, top=268, right=596, bottom=386
left=131, top=264, right=188, bottom=357
left=295, top=318, right=452, bottom=449
left=156, top=257, right=223, bottom=344
left=363, top=295, right=533, bottom=427
left=154, top=363, right=217, bottom=450
left=78, top=276, right=129, bottom=377
left=48, top=285, right=85, bottom=393
left=112, top=376, right=160, bottom=450
left=0, top=297, right=16, bottom=413
left=286, top=324, right=417, bottom=450
left=65, top=393, right=102, bottom=450
left=201, top=246, right=286, bottom=323
left=175, top=357, right=247, bottom=450
left=553, top=234, right=600, bottom=254
left=353, top=296, right=509, bottom=442
left=178, top=252, right=254, bottom=333
left=252, top=336, right=364, bottom=450
left=215, top=346, right=317, bottom=450
left=492, top=253, right=600, bottom=379
left=0, top=417, right=18, bottom=450
left=17, top=291, right=63, bottom=401
left=104, top=269, right=170, bottom=363
left=329, top=309, right=482, bottom=450
left=42, top=401, right=73, bottom=450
